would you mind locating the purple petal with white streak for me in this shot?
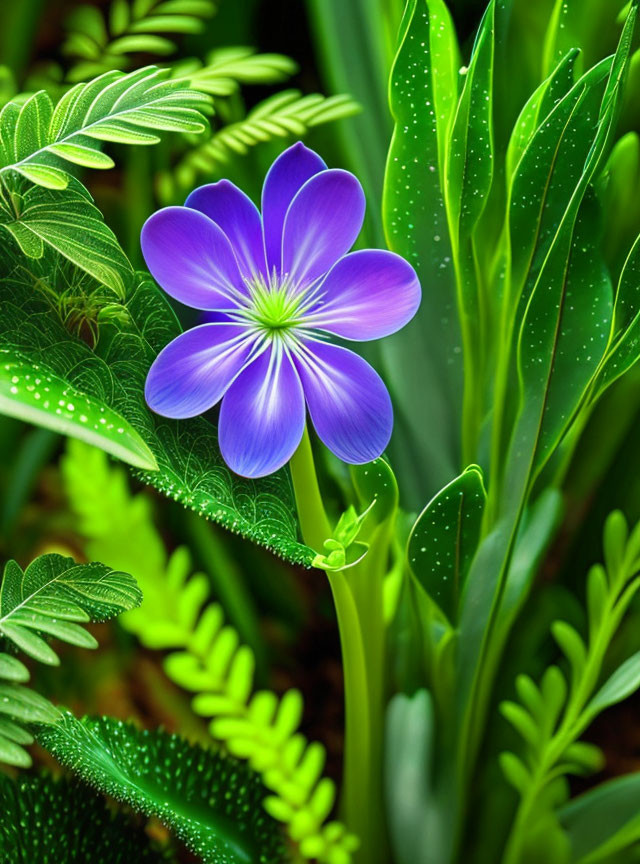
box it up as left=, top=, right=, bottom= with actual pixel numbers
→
left=306, top=249, right=421, bottom=340
left=186, top=180, right=267, bottom=281
left=141, top=207, right=247, bottom=310
left=293, top=340, right=392, bottom=464
left=282, top=169, right=365, bottom=288
left=145, top=323, right=256, bottom=418
left=219, top=343, right=305, bottom=478
left=261, top=142, right=326, bottom=274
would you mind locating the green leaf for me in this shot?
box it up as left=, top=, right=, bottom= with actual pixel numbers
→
left=385, top=690, right=441, bottom=864
left=0, top=175, right=133, bottom=298
left=445, top=1, right=495, bottom=243
left=0, top=554, right=141, bottom=663
left=0, top=683, right=60, bottom=723
left=163, top=90, right=359, bottom=200
left=559, top=772, right=640, bottom=863
left=583, top=650, right=640, bottom=724
left=408, top=466, right=486, bottom=622
left=0, top=653, right=29, bottom=682
left=38, top=713, right=285, bottom=864
left=0, top=774, right=166, bottom=862
left=0, top=347, right=157, bottom=471
left=381, top=0, right=462, bottom=507
left=594, top=234, right=640, bottom=394
left=0, top=66, right=210, bottom=185
left=0, top=262, right=313, bottom=565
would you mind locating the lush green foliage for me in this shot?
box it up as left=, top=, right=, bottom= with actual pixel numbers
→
left=62, top=438, right=358, bottom=864
left=0, top=552, right=140, bottom=768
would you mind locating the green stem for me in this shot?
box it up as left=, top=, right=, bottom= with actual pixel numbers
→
left=289, top=426, right=331, bottom=552
left=288, top=430, right=388, bottom=863
left=329, top=537, right=387, bottom=864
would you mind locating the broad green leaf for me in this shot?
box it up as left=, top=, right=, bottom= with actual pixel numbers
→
left=508, top=59, right=610, bottom=317
left=0, top=175, right=133, bottom=297
left=408, top=466, right=486, bottom=623
left=0, top=66, right=210, bottom=187
left=504, top=6, right=636, bottom=504
left=506, top=48, right=580, bottom=185
left=0, top=554, right=141, bottom=663
left=0, top=775, right=166, bottom=862
left=38, top=713, right=285, bottom=864
left=0, top=260, right=313, bottom=565
left=0, top=347, right=158, bottom=471
left=381, top=0, right=462, bottom=506
left=559, top=773, right=640, bottom=863
left=351, top=457, right=398, bottom=524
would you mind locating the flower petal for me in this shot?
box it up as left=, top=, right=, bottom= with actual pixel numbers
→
left=261, top=142, right=327, bottom=274
left=305, top=249, right=421, bottom=340
left=145, top=323, right=257, bottom=418
left=293, top=340, right=392, bottom=464
left=282, top=169, right=365, bottom=288
left=141, top=206, right=247, bottom=310
left=219, top=343, right=305, bottom=478
left=185, top=180, right=267, bottom=281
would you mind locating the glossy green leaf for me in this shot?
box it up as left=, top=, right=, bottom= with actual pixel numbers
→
left=445, top=0, right=495, bottom=243
left=408, top=466, right=486, bottom=622
left=506, top=49, right=580, bottom=183
left=381, top=0, right=462, bottom=505
left=38, top=714, right=285, bottom=864
left=0, top=347, right=158, bottom=471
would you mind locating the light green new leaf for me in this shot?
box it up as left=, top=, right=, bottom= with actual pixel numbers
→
left=0, top=554, right=141, bottom=664
left=38, top=714, right=285, bottom=864
left=408, top=466, right=486, bottom=623
left=0, top=175, right=133, bottom=297
left=0, top=347, right=157, bottom=470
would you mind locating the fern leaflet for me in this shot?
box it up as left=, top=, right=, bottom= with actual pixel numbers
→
left=0, top=66, right=210, bottom=190
left=0, top=552, right=141, bottom=767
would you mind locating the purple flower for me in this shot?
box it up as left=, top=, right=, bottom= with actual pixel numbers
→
left=141, top=143, right=421, bottom=478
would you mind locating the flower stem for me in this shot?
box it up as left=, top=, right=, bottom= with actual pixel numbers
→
left=329, top=541, right=387, bottom=864
left=289, top=425, right=331, bottom=552
left=288, top=431, right=388, bottom=863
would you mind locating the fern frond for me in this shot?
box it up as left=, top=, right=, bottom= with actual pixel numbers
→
left=162, top=90, right=360, bottom=199
left=62, top=439, right=359, bottom=863
left=38, top=713, right=285, bottom=864
left=0, top=552, right=141, bottom=768
left=179, top=47, right=297, bottom=96
left=62, top=0, right=218, bottom=80
left=0, top=774, right=167, bottom=863
left=0, top=66, right=210, bottom=190
left=500, top=511, right=640, bottom=860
